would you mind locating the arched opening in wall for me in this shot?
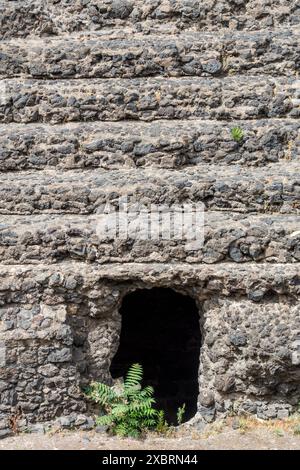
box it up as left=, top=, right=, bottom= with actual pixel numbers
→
left=110, top=288, right=201, bottom=425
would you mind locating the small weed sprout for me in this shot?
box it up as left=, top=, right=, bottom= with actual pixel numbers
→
left=231, top=126, right=244, bottom=143
left=294, top=424, right=300, bottom=436
left=177, top=403, right=186, bottom=426
left=274, top=428, right=284, bottom=437
left=156, top=410, right=169, bottom=434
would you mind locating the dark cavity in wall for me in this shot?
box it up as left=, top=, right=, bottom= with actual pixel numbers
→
left=110, top=288, right=201, bottom=424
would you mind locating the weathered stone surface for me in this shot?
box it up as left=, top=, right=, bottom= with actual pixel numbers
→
left=202, top=299, right=300, bottom=417
left=0, top=0, right=299, bottom=433
left=0, top=30, right=299, bottom=79
left=0, top=0, right=299, bottom=39
left=0, top=164, right=298, bottom=215
left=1, top=77, right=300, bottom=124
left=0, top=120, right=298, bottom=171
left=0, top=262, right=298, bottom=427
left=0, top=213, right=299, bottom=264
left=0, top=262, right=298, bottom=297
left=200, top=298, right=299, bottom=419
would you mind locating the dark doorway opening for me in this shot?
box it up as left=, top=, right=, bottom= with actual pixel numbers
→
left=110, top=288, right=201, bottom=424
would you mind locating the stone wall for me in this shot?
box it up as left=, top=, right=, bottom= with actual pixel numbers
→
left=1, top=1, right=299, bottom=38
left=0, top=0, right=299, bottom=436
left=0, top=264, right=299, bottom=436
left=0, top=213, right=300, bottom=264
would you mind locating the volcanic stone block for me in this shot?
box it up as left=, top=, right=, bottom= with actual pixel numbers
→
left=0, top=164, right=298, bottom=215
left=0, top=212, right=299, bottom=264
left=1, top=77, right=299, bottom=124
left=0, top=120, right=298, bottom=171
left=0, top=0, right=299, bottom=38
left=0, top=30, right=299, bottom=79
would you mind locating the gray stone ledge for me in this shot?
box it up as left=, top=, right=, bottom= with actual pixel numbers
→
left=0, top=0, right=299, bottom=38
left=0, top=212, right=299, bottom=264
left=0, top=119, right=299, bottom=170
left=0, top=29, right=299, bottom=79
left=1, top=76, right=299, bottom=124
left=0, top=164, right=298, bottom=215
left=0, top=261, right=298, bottom=298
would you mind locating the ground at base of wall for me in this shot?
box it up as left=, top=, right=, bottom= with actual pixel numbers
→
left=1, top=418, right=300, bottom=450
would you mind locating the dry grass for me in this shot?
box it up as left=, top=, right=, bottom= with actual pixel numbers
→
left=158, top=413, right=300, bottom=440
left=225, top=413, right=300, bottom=437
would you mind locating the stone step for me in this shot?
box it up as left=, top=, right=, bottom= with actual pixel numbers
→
left=0, top=164, right=298, bottom=215
left=1, top=76, right=300, bottom=124
left=0, top=212, right=299, bottom=265
left=0, top=261, right=298, bottom=300
left=0, top=119, right=298, bottom=171
left=0, top=29, right=299, bottom=79
left=0, top=0, right=299, bottom=38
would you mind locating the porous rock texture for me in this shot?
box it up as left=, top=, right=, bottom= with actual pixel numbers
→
left=0, top=0, right=299, bottom=437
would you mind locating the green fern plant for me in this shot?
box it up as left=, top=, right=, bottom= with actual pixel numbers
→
left=231, top=126, right=244, bottom=143
left=86, top=363, right=159, bottom=438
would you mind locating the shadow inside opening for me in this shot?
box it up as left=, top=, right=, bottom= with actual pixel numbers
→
left=110, top=288, right=201, bottom=425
